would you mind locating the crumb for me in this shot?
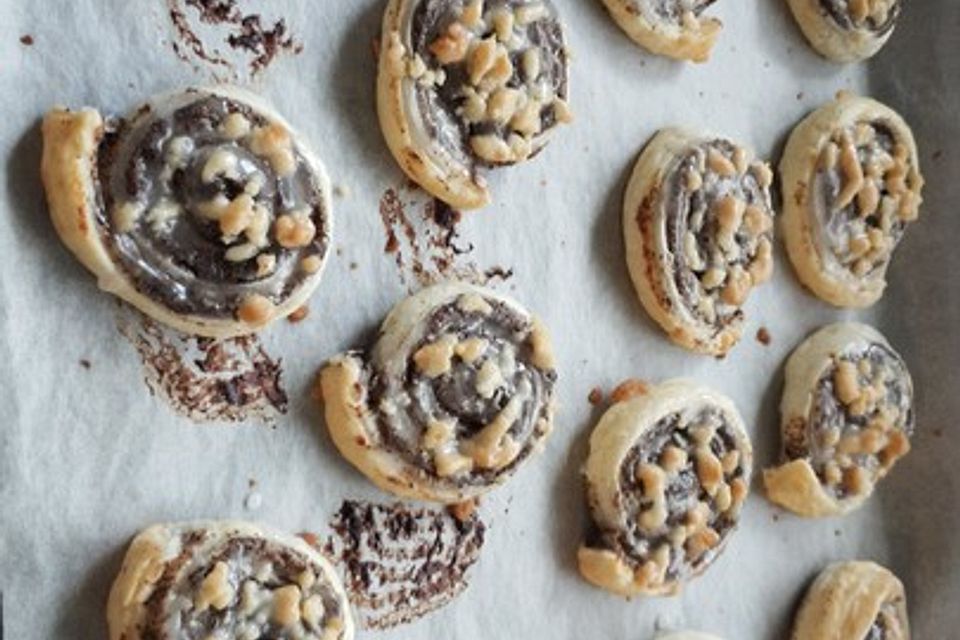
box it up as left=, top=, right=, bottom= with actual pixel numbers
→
left=248, top=478, right=258, bottom=489
left=932, top=149, right=943, bottom=161
left=298, top=532, right=320, bottom=548
left=610, top=379, right=648, bottom=404
left=933, top=428, right=944, bottom=438
left=349, top=261, right=358, bottom=270
left=796, top=91, right=804, bottom=100
left=79, top=359, right=91, bottom=369
left=288, top=305, right=309, bottom=323
left=333, top=184, right=350, bottom=198
left=335, top=246, right=343, bottom=256
left=772, top=513, right=780, bottom=522
left=756, top=327, right=772, bottom=346
left=588, top=387, right=604, bottom=406
left=834, top=529, right=842, bottom=537
left=448, top=498, right=478, bottom=522
left=384, top=233, right=400, bottom=253
left=20, top=34, right=34, bottom=46
left=539, top=179, right=547, bottom=187
left=244, top=491, right=262, bottom=510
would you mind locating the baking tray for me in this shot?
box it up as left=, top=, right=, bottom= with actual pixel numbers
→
left=1, top=0, right=958, bottom=638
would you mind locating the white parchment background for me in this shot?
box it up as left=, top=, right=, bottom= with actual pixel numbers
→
left=1, top=1, right=958, bottom=638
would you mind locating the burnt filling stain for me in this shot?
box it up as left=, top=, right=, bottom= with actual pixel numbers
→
left=325, top=499, right=486, bottom=630
left=169, top=0, right=304, bottom=76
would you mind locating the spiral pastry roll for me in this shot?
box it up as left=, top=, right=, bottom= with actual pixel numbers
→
left=787, top=0, right=901, bottom=62
left=320, top=282, right=557, bottom=503
left=781, top=93, right=923, bottom=308
left=793, top=561, right=909, bottom=639
left=764, top=323, right=913, bottom=518
left=624, top=128, right=776, bottom=356
left=578, top=380, right=752, bottom=597
left=106, top=521, right=354, bottom=640
left=377, top=0, right=572, bottom=209
left=600, top=0, right=723, bottom=63
left=41, top=86, right=332, bottom=338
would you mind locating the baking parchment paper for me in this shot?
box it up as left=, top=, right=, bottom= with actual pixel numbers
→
left=1, top=0, right=958, bottom=638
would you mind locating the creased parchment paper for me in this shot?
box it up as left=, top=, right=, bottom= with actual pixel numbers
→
left=1, top=1, right=958, bottom=638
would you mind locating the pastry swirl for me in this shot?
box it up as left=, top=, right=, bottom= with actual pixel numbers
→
left=764, top=323, right=914, bottom=517
left=106, top=521, right=354, bottom=640
left=780, top=93, right=923, bottom=308
left=377, top=0, right=572, bottom=209
left=600, top=0, right=722, bottom=62
left=787, top=0, right=901, bottom=62
left=792, top=561, right=909, bottom=639
left=41, top=86, right=332, bottom=337
left=320, top=281, right=557, bottom=503
left=624, top=127, right=776, bottom=356
left=578, top=380, right=752, bottom=597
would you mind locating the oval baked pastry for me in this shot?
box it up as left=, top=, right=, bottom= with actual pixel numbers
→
left=624, top=127, right=776, bottom=356
left=377, top=0, right=572, bottom=209
left=792, top=561, right=909, bottom=639
left=787, top=0, right=901, bottom=62
left=780, top=92, right=923, bottom=308
left=600, top=0, right=722, bottom=62
left=107, top=521, right=354, bottom=640
left=41, top=86, right=332, bottom=338
left=578, top=379, right=752, bottom=597
left=764, top=323, right=913, bottom=517
left=319, top=281, right=556, bottom=503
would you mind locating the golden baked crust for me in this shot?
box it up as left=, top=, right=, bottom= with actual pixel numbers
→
left=107, top=521, right=354, bottom=640
left=600, top=0, right=722, bottom=62
left=624, top=127, right=775, bottom=356
left=41, top=86, right=333, bottom=338
left=764, top=322, right=914, bottom=517
left=780, top=92, right=923, bottom=308
left=787, top=0, right=900, bottom=63
left=578, top=379, right=752, bottom=597
left=320, top=281, right=556, bottom=504
left=376, top=0, right=572, bottom=209
left=792, top=561, right=909, bottom=639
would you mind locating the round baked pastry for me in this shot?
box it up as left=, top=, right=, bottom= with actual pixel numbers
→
left=377, top=0, right=572, bottom=209
left=764, top=323, right=913, bottom=518
left=578, top=379, right=752, bottom=597
left=780, top=92, right=923, bottom=308
left=792, top=561, right=909, bottom=639
left=600, top=0, right=722, bottom=62
left=107, top=521, right=354, bottom=640
left=787, top=0, right=901, bottom=62
left=320, top=281, right=556, bottom=503
left=41, top=86, right=332, bottom=338
left=624, top=127, right=776, bottom=356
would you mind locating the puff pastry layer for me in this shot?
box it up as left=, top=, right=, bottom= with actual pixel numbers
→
left=578, top=379, right=752, bottom=596
left=41, top=86, right=332, bottom=337
left=624, top=127, right=776, bottom=356
left=764, top=322, right=914, bottom=517
left=780, top=92, right=923, bottom=308
left=792, top=561, right=909, bottom=639
left=377, top=0, right=572, bottom=209
left=320, top=281, right=556, bottom=503
left=107, top=521, right=353, bottom=640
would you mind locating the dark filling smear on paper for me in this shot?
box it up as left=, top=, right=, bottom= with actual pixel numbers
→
left=167, top=0, right=303, bottom=78
left=378, top=184, right=514, bottom=290
left=316, top=499, right=486, bottom=630
left=117, top=311, right=288, bottom=424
